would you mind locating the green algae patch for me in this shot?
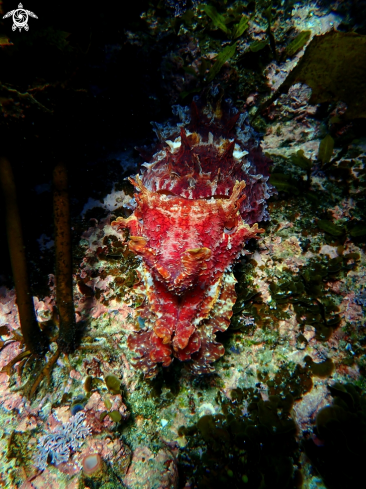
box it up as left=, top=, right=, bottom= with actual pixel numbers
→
left=201, top=4, right=229, bottom=35
left=318, top=135, right=334, bottom=165
left=268, top=173, right=299, bottom=193
left=304, top=355, right=334, bottom=378
left=206, top=42, right=237, bottom=82
left=179, top=389, right=300, bottom=488
left=104, top=374, right=122, bottom=394
left=250, top=39, right=269, bottom=52
left=200, top=4, right=249, bottom=40
left=269, top=364, right=313, bottom=400
left=266, top=253, right=356, bottom=343
left=317, top=220, right=346, bottom=237
left=84, top=375, right=93, bottom=393
left=290, top=150, right=312, bottom=171
left=261, top=31, right=366, bottom=120
left=109, top=410, right=122, bottom=422
left=285, top=30, right=311, bottom=58
left=350, top=223, right=366, bottom=237
left=104, top=397, right=113, bottom=410
left=232, top=15, right=249, bottom=39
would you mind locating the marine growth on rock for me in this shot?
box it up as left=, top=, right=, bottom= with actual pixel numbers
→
left=112, top=97, right=274, bottom=377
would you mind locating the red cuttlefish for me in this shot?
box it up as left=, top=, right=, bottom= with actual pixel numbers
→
left=112, top=99, right=273, bottom=377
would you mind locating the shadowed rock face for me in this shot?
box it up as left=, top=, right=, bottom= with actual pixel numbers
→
left=111, top=99, right=273, bottom=377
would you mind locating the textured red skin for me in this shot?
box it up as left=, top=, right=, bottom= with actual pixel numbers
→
left=112, top=101, right=272, bottom=377
left=141, top=130, right=270, bottom=226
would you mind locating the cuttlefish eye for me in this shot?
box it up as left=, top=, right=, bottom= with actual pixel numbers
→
left=224, top=226, right=236, bottom=234
left=224, top=218, right=238, bottom=234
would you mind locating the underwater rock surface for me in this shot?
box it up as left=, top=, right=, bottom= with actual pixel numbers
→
left=1, top=1, right=366, bottom=488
